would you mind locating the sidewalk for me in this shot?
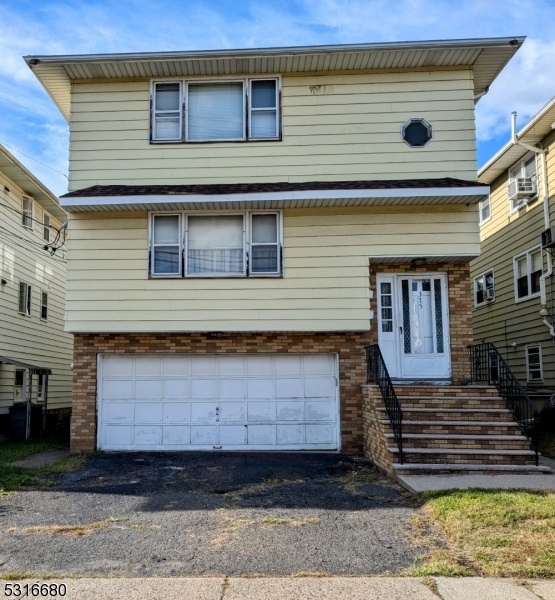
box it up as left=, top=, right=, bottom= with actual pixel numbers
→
left=2, top=577, right=553, bottom=599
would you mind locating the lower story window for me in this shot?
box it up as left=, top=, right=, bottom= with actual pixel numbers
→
left=526, top=344, right=543, bottom=382
left=474, top=269, right=495, bottom=305
left=514, top=247, right=542, bottom=300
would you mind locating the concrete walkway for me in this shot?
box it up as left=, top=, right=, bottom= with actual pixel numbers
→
left=399, top=472, right=555, bottom=493
left=10, top=448, right=69, bottom=468
left=1, top=577, right=553, bottom=599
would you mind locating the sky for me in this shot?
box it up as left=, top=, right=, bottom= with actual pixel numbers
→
left=0, top=0, right=553, bottom=197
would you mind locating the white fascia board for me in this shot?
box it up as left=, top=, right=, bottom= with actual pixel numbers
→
left=60, top=186, right=489, bottom=208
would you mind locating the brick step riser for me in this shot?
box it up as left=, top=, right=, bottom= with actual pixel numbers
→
left=398, top=411, right=512, bottom=422
left=397, top=387, right=499, bottom=397
left=393, top=424, right=522, bottom=435
left=394, top=454, right=536, bottom=466
left=398, top=399, right=506, bottom=409
left=399, top=439, right=532, bottom=450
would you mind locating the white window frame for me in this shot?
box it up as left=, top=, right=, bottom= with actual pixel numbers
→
left=473, top=269, right=495, bottom=307
left=148, top=210, right=282, bottom=278
left=40, top=290, right=48, bottom=320
left=18, top=281, right=32, bottom=316
left=513, top=245, right=542, bottom=302
left=525, top=344, right=543, bottom=382
left=37, top=373, right=46, bottom=402
left=43, top=211, right=51, bottom=243
left=151, top=76, right=282, bottom=143
left=479, top=196, right=491, bottom=225
left=248, top=211, right=282, bottom=276
left=149, top=213, right=183, bottom=278
left=22, top=196, right=34, bottom=229
left=509, top=154, right=538, bottom=214
left=248, top=78, right=280, bottom=141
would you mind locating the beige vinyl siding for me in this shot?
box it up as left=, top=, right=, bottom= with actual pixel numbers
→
left=0, top=171, right=73, bottom=413
left=65, top=205, right=479, bottom=333
left=471, top=130, right=555, bottom=394
left=67, top=69, right=477, bottom=190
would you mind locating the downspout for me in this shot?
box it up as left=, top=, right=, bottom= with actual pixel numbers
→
left=511, top=111, right=554, bottom=336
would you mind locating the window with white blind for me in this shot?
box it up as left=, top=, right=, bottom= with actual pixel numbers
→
left=18, top=282, right=32, bottom=316
left=514, top=246, right=542, bottom=301
left=22, top=196, right=33, bottom=229
left=151, top=77, right=280, bottom=142
left=149, top=211, right=281, bottom=278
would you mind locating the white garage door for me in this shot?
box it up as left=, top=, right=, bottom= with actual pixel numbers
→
left=98, top=354, right=339, bottom=451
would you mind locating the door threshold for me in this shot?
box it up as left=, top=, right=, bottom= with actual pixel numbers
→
left=391, top=379, right=453, bottom=386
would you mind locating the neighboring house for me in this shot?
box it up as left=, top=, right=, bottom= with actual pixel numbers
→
left=472, top=96, right=555, bottom=407
left=0, top=144, right=73, bottom=431
left=24, top=37, right=547, bottom=475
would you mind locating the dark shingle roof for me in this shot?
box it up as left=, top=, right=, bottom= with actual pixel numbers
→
left=61, top=178, right=486, bottom=198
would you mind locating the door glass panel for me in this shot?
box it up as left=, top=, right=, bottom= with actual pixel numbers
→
left=434, top=279, right=444, bottom=353
left=411, top=279, right=434, bottom=354
left=401, top=280, right=411, bottom=353
left=380, top=282, right=393, bottom=332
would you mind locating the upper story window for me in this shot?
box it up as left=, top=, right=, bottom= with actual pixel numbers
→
left=22, top=196, right=34, bottom=229
left=152, top=78, right=280, bottom=143
left=514, top=246, right=542, bottom=301
left=479, top=196, right=491, bottom=225
left=41, top=291, right=48, bottom=320
left=150, top=211, right=282, bottom=278
left=508, top=155, right=537, bottom=213
left=18, top=281, right=32, bottom=316
left=43, top=212, right=51, bottom=242
left=474, top=269, right=495, bottom=306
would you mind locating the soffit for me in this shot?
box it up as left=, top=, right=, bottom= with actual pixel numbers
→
left=24, top=37, right=525, bottom=122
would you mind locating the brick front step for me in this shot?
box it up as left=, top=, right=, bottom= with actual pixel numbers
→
left=380, top=407, right=513, bottom=422
left=395, top=385, right=499, bottom=397
left=382, top=420, right=522, bottom=435
left=396, top=395, right=506, bottom=409
left=392, top=463, right=552, bottom=476
left=385, top=433, right=532, bottom=450
left=389, top=447, right=537, bottom=465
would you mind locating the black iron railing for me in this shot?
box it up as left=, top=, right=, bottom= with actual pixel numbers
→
left=469, top=342, right=539, bottom=465
left=365, top=344, right=403, bottom=463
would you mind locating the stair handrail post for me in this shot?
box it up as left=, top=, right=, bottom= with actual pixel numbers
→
left=365, top=344, right=403, bottom=464
left=469, top=342, right=539, bottom=466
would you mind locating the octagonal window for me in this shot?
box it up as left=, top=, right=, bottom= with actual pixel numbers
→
left=402, top=118, right=433, bottom=147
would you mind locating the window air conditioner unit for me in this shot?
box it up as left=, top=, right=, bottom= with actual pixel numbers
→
left=508, top=177, right=537, bottom=202
left=542, top=226, right=555, bottom=249
left=484, top=288, right=495, bottom=301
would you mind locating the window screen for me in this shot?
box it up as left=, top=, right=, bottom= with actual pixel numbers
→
left=250, top=213, right=279, bottom=273
left=41, top=291, right=48, bottom=320
left=531, top=249, right=542, bottom=294
left=187, top=215, right=244, bottom=274
left=516, top=256, right=528, bottom=298
left=526, top=345, right=542, bottom=381
left=154, top=83, right=181, bottom=140
left=18, top=282, right=31, bottom=315
left=22, top=196, right=33, bottom=228
left=152, top=215, right=181, bottom=275
left=43, top=213, right=51, bottom=242
left=250, top=80, right=278, bottom=138
left=188, top=83, right=244, bottom=140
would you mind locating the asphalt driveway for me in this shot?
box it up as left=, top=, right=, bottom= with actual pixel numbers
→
left=0, top=452, right=425, bottom=576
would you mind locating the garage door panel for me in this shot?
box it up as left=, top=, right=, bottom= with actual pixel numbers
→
left=192, top=379, right=218, bottom=399
left=163, top=402, right=190, bottom=423
left=220, top=379, right=247, bottom=399
left=135, top=356, right=162, bottom=377
left=248, top=401, right=276, bottom=422
left=191, top=402, right=217, bottom=421
left=277, top=424, right=304, bottom=445
left=275, top=378, right=303, bottom=398
left=134, top=425, right=161, bottom=445
left=248, top=424, right=276, bottom=445
left=247, top=379, right=274, bottom=398
left=191, top=425, right=217, bottom=445
left=163, top=379, right=190, bottom=398
left=304, top=378, right=335, bottom=398
left=135, top=402, right=162, bottom=423
left=135, top=379, right=163, bottom=399
left=163, top=425, right=189, bottom=445
left=99, top=353, right=338, bottom=451
left=219, top=402, right=245, bottom=421
left=104, top=402, right=134, bottom=423
left=163, top=356, right=189, bottom=376
left=103, top=379, right=133, bottom=400
left=276, top=401, right=304, bottom=421
left=219, top=425, right=246, bottom=445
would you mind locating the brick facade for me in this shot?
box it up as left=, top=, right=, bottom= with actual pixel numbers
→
left=71, top=332, right=371, bottom=453
left=369, top=261, right=473, bottom=383
left=361, top=385, right=395, bottom=474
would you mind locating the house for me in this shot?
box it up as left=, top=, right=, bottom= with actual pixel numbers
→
left=0, top=143, right=73, bottom=434
left=472, top=96, right=555, bottom=407
left=24, top=36, right=548, bottom=475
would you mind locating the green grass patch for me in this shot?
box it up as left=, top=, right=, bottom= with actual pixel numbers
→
left=538, top=431, right=555, bottom=459
left=408, top=489, right=555, bottom=578
left=0, top=437, right=85, bottom=494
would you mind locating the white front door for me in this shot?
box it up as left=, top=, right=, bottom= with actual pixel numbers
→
left=377, top=274, right=451, bottom=380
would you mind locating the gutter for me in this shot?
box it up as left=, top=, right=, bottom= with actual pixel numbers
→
left=511, top=112, right=554, bottom=336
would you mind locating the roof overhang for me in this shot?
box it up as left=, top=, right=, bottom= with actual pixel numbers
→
left=368, top=254, right=478, bottom=264
left=24, top=36, right=525, bottom=122
left=0, top=145, right=66, bottom=221
left=60, top=185, right=489, bottom=212
left=478, top=95, right=555, bottom=185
